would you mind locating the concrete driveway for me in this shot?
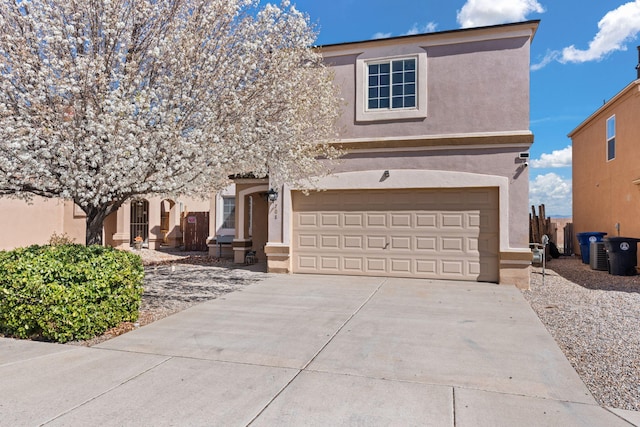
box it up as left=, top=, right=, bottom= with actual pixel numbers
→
left=0, top=275, right=636, bottom=426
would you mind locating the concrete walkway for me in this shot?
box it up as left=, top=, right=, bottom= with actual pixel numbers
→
left=1, top=275, right=638, bottom=426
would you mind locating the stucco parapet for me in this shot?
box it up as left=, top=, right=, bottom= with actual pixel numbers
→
left=319, top=20, right=539, bottom=55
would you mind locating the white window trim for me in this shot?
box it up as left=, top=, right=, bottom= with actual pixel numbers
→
left=356, top=52, right=427, bottom=122
left=606, top=114, right=615, bottom=162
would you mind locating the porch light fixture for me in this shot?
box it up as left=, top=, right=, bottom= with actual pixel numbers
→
left=267, top=188, right=278, bottom=202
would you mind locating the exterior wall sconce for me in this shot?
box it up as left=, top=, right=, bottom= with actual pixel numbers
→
left=267, top=188, right=278, bottom=202
left=383, top=170, right=390, bottom=178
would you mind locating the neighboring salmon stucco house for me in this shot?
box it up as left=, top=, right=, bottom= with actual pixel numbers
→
left=0, top=195, right=211, bottom=251
left=225, top=21, right=538, bottom=289
left=569, top=72, right=640, bottom=250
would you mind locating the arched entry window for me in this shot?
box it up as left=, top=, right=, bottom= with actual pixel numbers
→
left=130, top=200, right=149, bottom=245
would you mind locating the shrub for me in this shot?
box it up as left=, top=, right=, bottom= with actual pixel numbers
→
left=0, top=245, right=144, bottom=343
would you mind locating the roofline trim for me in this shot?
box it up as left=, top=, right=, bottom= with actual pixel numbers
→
left=568, top=79, right=640, bottom=137
left=316, top=20, right=540, bottom=51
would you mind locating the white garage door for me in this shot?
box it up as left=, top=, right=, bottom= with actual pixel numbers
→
left=292, top=188, right=499, bottom=282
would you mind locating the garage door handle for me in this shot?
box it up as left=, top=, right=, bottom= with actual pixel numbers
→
left=383, top=243, right=389, bottom=249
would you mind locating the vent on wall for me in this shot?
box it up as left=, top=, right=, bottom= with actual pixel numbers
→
left=590, top=242, right=608, bottom=271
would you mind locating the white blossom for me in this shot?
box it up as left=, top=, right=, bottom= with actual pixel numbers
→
left=0, top=0, right=341, bottom=244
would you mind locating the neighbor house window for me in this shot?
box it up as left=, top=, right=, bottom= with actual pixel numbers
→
left=367, top=58, right=416, bottom=110
left=607, top=115, right=616, bottom=161
left=221, top=197, right=235, bottom=229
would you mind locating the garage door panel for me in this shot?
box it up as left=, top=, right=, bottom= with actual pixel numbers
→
left=344, top=213, right=363, bottom=227
left=441, top=260, right=464, bottom=275
left=292, top=189, right=499, bottom=282
left=298, top=213, right=317, bottom=227
left=321, top=235, right=340, bottom=249
left=321, top=213, right=340, bottom=227
left=390, top=213, right=411, bottom=227
left=321, top=257, right=340, bottom=270
left=298, top=234, right=317, bottom=248
left=416, top=213, right=437, bottom=228
left=298, top=256, right=317, bottom=269
left=416, top=237, right=437, bottom=251
left=391, top=236, right=412, bottom=250
left=441, top=237, right=464, bottom=252
left=367, top=258, right=386, bottom=272
left=390, top=258, right=412, bottom=273
left=367, top=236, right=387, bottom=250
left=344, top=235, right=364, bottom=249
left=343, top=257, right=364, bottom=272
left=416, top=259, right=437, bottom=274
left=442, top=213, right=464, bottom=228
left=367, top=214, right=386, bottom=227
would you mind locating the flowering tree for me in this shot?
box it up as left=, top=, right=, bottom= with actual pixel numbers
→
left=0, top=0, right=340, bottom=245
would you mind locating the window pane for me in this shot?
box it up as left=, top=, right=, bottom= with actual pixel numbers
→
left=379, top=63, right=390, bottom=73
left=392, top=84, right=404, bottom=96
left=405, top=71, right=416, bottom=83
left=392, top=61, right=404, bottom=72
left=379, top=74, right=390, bottom=86
left=369, top=64, right=379, bottom=74
left=608, top=138, right=615, bottom=160
left=368, top=99, right=378, bottom=109
left=405, top=96, right=416, bottom=108
left=392, top=97, right=404, bottom=109
left=379, top=98, right=390, bottom=108
left=369, top=75, right=378, bottom=86
left=405, top=83, right=415, bottom=95
left=404, top=59, right=416, bottom=71
left=607, top=116, right=615, bottom=139
left=380, top=86, right=390, bottom=98
left=392, top=72, right=404, bottom=84
left=369, top=87, right=378, bottom=98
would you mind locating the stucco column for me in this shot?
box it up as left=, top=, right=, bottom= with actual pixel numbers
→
left=111, top=202, right=131, bottom=249
left=147, top=198, right=162, bottom=250
left=265, top=184, right=291, bottom=273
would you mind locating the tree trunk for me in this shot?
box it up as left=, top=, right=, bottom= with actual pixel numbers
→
left=84, top=206, right=109, bottom=246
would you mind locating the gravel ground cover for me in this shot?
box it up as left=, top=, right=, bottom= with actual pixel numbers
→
left=524, top=256, right=640, bottom=411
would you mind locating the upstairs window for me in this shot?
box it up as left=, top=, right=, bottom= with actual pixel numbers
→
left=367, top=58, right=416, bottom=110
left=356, top=52, right=427, bottom=122
left=606, top=115, right=615, bottom=161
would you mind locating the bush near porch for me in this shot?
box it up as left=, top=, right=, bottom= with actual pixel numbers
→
left=0, top=245, right=143, bottom=343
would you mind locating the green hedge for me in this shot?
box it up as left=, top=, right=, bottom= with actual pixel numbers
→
left=0, top=245, right=144, bottom=343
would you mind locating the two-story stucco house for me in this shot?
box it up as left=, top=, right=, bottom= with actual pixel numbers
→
left=569, top=63, right=640, bottom=249
left=226, top=21, right=539, bottom=289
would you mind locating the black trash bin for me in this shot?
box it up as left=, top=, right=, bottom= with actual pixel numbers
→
left=576, top=232, right=607, bottom=264
left=603, top=237, right=640, bottom=276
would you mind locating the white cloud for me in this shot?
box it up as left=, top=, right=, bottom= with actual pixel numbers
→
left=372, top=22, right=438, bottom=40
left=372, top=32, right=392, bottom=39
left=532, top=1, right=640, bottom=69
left=456, top=0, right=544, bottom=29
left=529, top=172, right=572, bottom=216
left=404, top=22, right=438, bottom=36
left=530, top=145, right=572, bottom=168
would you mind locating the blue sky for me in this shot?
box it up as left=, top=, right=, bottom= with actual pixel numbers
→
left=276, top=0, right=640, bottom=217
